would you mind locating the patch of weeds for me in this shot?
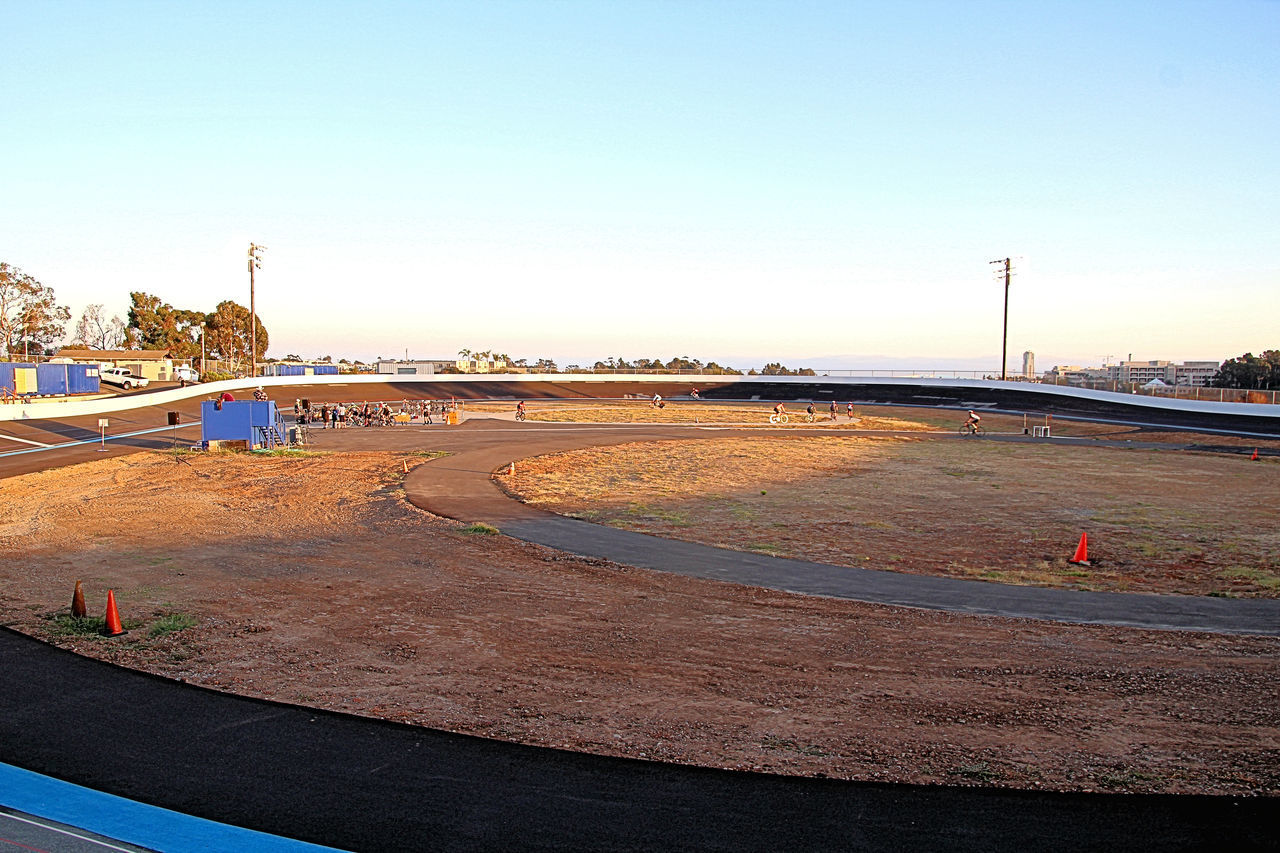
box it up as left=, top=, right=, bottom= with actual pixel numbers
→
left=1096, top=769, right=1158, bottom=790
left=45, top=614, right=107, bottom=636
left=252, top=449, right=322, bottom=458
left=951, top=762, right=1002, bottom=783
left=413, top=450, right=449, bottom=459
left=149, top=612, right=197, bottom=638
left=1134, top=541, right=1165, bottom=558
left=1219, top=567, right=1280, bottom=590
left=45, top=613, right=143, bottom=637
left=623, top=503, right=691, bottom=527
left=748, top=543, right=784, bottom=554
left=459, top=523, right=500, bottom=535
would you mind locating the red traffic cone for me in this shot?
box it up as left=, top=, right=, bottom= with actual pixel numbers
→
left=71, top=580, right=87, bottom=618
left=1251, top=448, right=1259, bottom=461
left=102, top=589, right=125, bottom=637
left=1070, top=532, right=1090, bottom=565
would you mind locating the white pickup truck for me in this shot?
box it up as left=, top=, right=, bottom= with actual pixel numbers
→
left=100, top=367, right=150, bottom=390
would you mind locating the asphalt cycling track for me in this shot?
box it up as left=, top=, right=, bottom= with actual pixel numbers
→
left=1, top=413, right=1278, bottom=851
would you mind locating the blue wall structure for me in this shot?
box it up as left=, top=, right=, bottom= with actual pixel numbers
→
left=263, top=364, right=339, bottom=377
left=200, top=400, right=284, bottom=447
left=36, top=364, right=68, bottom=395
left=1, top=363, right=99, bottom=396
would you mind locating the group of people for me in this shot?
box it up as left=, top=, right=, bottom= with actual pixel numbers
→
left=773, top=401, right=861, bottom=421
left=293, top=398, right=459, bottom=429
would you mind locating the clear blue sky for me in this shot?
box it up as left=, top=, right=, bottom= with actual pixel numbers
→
left=4, top=0, right=1277, bottom=369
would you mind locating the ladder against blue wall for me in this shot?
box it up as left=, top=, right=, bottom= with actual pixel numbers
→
left=200, top=400, right=288, bottom=449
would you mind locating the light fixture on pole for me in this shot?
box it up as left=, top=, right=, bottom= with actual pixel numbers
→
left=248, top=243, right=266, bottom=377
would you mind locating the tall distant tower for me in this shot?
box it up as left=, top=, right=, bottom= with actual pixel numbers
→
left=1022, top=350, right=1036, bottom=379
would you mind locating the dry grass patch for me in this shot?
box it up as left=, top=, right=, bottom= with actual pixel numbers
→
left=500, top=437, right=1280, bottom=597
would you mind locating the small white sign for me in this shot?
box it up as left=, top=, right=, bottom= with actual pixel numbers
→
left=98, top=419, right=109, bottom=428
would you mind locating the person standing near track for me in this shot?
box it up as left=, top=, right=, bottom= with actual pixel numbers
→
left=829, top=401, right=838, bottom=421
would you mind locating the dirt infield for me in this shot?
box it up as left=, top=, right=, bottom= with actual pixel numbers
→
left=0, top=445, right=1277, bottom=796
left=498, top=435, right=1280, bottom=598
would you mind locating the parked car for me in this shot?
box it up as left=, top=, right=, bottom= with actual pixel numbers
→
left=100, top=367, right=150, bottom=390
left=173, top=365, right=200, bottom=383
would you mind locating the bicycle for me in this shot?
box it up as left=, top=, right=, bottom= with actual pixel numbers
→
left=769, top=412, right=789, bottom=424
left=958, top=422, right=986, bottom=436
left=515, top=410, right=526, bottom=422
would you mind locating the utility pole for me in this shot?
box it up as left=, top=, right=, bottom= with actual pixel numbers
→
left=989, top=257, right=1013, bottom=380
left=248, top=243, right=266, bottom=377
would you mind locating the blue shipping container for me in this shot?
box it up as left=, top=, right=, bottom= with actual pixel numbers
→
left=0, top=363, right=13, bottom=394
left=68, top=364, right=100, bottom=394
left=36, top=364, right=69, bottom=396
left=316, top=365, right=339, bottom=375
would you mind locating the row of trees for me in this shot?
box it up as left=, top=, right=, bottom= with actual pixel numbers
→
left=1, top=262, right=268, bottom=367
left=589, top=356, right=743, bottom=374
left=123, top=292, right=266, bottom=367
left=1211, top=351, right=1280, bottom=390
left=0, top=263, right=71, bottom=359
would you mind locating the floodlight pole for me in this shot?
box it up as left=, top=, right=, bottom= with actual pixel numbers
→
left=990, top=257, right=1012, bottom=380
left=248, top=243, right=266, bottom=378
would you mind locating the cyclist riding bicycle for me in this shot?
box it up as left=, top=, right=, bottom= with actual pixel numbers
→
left=964, top=410, right=982, bottom=432
left=516, top=401, right=526, bottom=420
left=806, top=403, right=816, bottom=421
left=773, top=402, right=787, bottom=416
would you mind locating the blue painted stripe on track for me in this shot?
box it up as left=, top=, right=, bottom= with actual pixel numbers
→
left=0, top=423, right=203, bottom=459
left=0, top=764, right=345, bottom=853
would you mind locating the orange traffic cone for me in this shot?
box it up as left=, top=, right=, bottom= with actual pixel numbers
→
left=102, top=589, right=125, bottom=637
left=1251, top=448, right=1259, bottom=461
left=1069, top=532, right=1090, bottom=565
left=508, top=461, right=516, bottom=475
left=71, top=580, right=87, bottom=618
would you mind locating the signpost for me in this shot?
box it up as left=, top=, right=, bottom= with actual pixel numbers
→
left=97, top=419, right=109, bottom=452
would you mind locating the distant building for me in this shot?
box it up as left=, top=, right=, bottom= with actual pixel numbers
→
left=54, top=348, right=180, bottom=382
left=454, top=355, right=508, bottom=374
left=1022, top=351, right=1035, bottom=379
left=375, top=359, right=455, bottom=376
left=1172, top=361, right=1219, bottom=386
left=1042, top=364, right=1109, bottom=384
left=1107, top=360, right=1219, bottom=387
left=261, top=362, right=339, bottom=377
